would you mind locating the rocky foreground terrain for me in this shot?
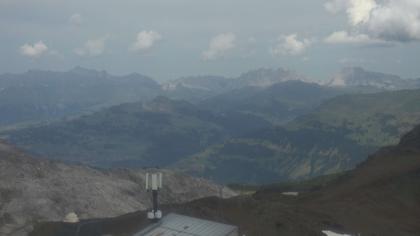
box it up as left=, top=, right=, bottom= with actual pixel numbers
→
left=31, top=124, right=420, bottom=236
left=0, top=141, right=235, bottom=236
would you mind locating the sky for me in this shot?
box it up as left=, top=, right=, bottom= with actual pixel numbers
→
left=0, top=0, right=419, bottom=81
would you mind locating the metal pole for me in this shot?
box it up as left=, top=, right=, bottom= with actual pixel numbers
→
left=152, top=190, right=158, bottom=213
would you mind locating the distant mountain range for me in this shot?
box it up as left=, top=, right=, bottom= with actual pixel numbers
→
left=0, top=67, right=315, bottom=128
left=199, top=80, right=342, bottom=124
left=162, top=68, right=309, bottom=102
left=0, top=141, right=235, bottom=236
left=327, top=67, right=420, bottom=90
left=163, top=67, right=308, bottom=91
left=165, top=67, right=420, bottom=100
left=0, top=67, right=160, bottom=127
left=1, top=66, right=419, bottom=128
left=30, top=123, right=420, bottom=236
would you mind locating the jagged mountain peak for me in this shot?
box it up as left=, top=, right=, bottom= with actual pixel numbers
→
left=237, top=67, right=308, bottom=87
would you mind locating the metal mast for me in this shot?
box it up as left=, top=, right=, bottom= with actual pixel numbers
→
left=145, top=172, right=163, bottom=221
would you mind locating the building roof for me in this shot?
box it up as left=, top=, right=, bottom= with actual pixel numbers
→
left=134, top=213, right=238, bottom=236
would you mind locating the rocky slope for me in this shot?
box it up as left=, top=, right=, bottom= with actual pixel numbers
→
left=0, top=141, right=235, bottom=236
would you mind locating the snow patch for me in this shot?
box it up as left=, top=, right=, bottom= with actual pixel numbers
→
left=322, top=230, right=352, bottom=236
left=282, top=192, right=299, bottom=196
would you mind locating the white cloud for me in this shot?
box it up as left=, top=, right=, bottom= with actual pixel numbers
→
left=75, top=37, right=107, bottom=57
left=347, top=0, right=377, bottom=26
left=202, top=33, right=236, bottom=60
left=69, top=13, right=83, bottom=26
left=325, top=31, right=376, bottom=44
left=367, top=0, right=420, bottom=42
left=20, top=41, right=48, bottom=58
left=271, top=34, right=312, bottom=56
left=131, top=30, right=162, bottom=52
left=325, top=0, right=420, bottom=43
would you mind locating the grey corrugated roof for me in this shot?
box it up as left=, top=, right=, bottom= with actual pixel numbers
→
left=134, top=213, right=237, bottom=236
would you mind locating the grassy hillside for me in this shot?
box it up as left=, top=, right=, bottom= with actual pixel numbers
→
left=178, top=89, right=420, bottom=184
left=4, top=97, right=270, bottom=168
left=176, top=126, right=370, bottom=184
left=288, top=89, right=420, bottom=147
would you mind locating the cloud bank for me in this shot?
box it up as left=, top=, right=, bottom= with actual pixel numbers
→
left=202, top=33, right=236, bottom=60
left=131, top=30, right=162, bottom=52
left=325, top=0, right=420, bottom=44
left=20, top=41, right=48, bottom=58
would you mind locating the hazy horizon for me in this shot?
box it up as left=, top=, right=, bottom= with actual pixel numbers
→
left=2, top=65, right=420, bottom=84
